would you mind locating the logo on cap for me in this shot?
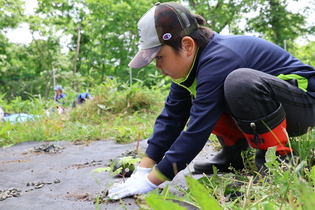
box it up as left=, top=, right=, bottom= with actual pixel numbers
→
left=162, top=33, right=172, bottom=40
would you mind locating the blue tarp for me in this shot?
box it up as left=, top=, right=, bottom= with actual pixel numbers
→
left=4, top=113, right=40, bottom=124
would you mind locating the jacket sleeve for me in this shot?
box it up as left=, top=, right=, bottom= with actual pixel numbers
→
left=155, top=84, right=225, bottom=180
left=146, top=75, right=226, bottom=180
left=145, top=82, right=192, bottom=164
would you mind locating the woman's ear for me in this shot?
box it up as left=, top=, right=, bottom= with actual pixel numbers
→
left=181, top=36, right=196, bottom=57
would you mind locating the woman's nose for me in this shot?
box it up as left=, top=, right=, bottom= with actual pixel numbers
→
left=155, top=60, right=161, bottom=70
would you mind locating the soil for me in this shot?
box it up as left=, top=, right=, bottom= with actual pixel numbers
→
left=0, top=139, right=216, bottom=210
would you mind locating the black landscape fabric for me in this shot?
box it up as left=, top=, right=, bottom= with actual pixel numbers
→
left=0, top=139, right=214, bottom=210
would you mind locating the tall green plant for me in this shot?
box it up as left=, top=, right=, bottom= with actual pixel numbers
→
left=246, top=0, right=313, bottom=50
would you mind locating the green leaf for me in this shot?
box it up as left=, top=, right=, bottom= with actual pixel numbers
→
left=117, top=156, right=141, bottom=165
left=97, top=104, right=107, bottom=110
left=310, top=166, right=315, bottom=185
left=185, top=176, right=222, bottom=210
left=145, top=193, right=187, bottom=210
left=0, top=123, right=11, bottom=136
left=265, top=146, right=277, bottom=163
left=91, top=166, right=112, bottom=173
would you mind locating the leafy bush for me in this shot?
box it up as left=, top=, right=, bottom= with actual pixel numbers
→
left=0, top=78, right=167, bottom=147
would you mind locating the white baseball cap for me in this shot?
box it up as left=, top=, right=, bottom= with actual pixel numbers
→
left=54, top=85, right=62, bottom=91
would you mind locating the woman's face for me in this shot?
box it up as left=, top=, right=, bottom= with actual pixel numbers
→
left=154, top=37, right=197, bottom=80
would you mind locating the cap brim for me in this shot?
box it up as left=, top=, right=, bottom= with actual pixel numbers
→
left=128, top=46, right=162, bottom=68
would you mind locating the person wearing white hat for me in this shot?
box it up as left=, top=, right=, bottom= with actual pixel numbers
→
left=53, top=85, right=66, bottom=104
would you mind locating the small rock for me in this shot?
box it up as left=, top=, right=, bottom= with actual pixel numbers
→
left=0, top=194, right=6, bottom=201
left=34, top=184, right=44, bottom=189
left=0, top=188, right=21, bottom=201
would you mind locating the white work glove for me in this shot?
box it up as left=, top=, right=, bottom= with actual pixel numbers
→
left=107, top=166, right=158, bottom=200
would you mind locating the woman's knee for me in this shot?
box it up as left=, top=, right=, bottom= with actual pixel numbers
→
left=224, top=68, right=258, bottom=98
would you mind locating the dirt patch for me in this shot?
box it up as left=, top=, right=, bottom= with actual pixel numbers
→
left=68, top=160, right=103, bottom=169
left=30, top=143, right=65, bottom=154
left=66, top=192, right=92, bottom=201
left=1, top=159, right=29, bottom=164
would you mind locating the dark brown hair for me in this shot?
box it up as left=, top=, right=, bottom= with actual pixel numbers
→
left=167, top=14, right=214, bottom=53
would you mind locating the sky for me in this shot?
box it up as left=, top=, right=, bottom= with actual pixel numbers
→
left=4, top=0, right=315, bottom=45
left=5, top=0, right=38, bottom=44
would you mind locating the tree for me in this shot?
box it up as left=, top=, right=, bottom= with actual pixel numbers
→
left=1, top=0, right=315, bottom=101
left=185, top=0, right=256, bottom=34
left=293, top=41, right=315, bottom=67
left=0, top=0, right=24, bottom=81
left=0, top=0, right=24, bottom=30
left=74, top=0, right=176, bottom=83
left=246, top=0, right=315, bottom=49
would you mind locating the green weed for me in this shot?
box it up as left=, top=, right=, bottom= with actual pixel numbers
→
left=130, top=133, right=315, bottom=210
left=0, top=80, right=166, bottom=147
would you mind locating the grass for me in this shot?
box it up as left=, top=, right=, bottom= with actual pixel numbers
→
left=136, top=134, right=315, bottom=210
left=0, top=79, right=167, bottom=147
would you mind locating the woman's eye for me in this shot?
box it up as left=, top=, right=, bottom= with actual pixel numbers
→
left=156, top=56, right=162, bottom=60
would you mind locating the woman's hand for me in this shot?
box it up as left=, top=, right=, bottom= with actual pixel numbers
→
left=107, top=166, right=157, bottom=199
left=107, top=157, right=166, bottom=200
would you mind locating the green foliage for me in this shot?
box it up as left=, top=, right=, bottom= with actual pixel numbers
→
left=186, top=176, right=222, bottom=209
left=142, top=177, right=222, bottom=210
left=0, top=40, right=71, bottom=101
left=145, top=193, right=187, bottom=210
left=1, top=0, right=315, bottom=100
left=0, top=78, right=166, bottom=147
left=91, top=155, right=141, bottom=187
left=0, top=0, right=24, bottom=30
left=245, top=0, right=313, bottom=49
left=294, top=177, right=315, bottom=210
left=91, top=156, right=141, bottom=175
left=185, top=0, right=253, bottom=33
left=115, top=156, right=141, bottom=169
left=290, top=132, right=315, bottom=169
left=133, top=133, right=315, bottom=210
left=292, top=41, right=315, bottom=67
left=68, top=79, right=165, bottom=143
left=0, top=122, right=12, bottom=147
left=0, top=94, right=53, bottom=114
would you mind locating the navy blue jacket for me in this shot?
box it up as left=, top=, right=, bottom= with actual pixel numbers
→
left=146, top=32, right=315, bottom=180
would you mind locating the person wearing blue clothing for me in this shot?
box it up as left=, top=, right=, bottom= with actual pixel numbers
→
left=72, top=92, right=92, bottom=108
left=107, top=2, right=315, bottom=199
left=53, top=85, right=66, bottom=104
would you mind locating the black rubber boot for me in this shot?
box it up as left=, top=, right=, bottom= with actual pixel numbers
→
left=255, top=149, right=296, bottom=179
left=193, top=136, right=249, bottom=174
left=225, top=148, right=295, bottom=200
left=224, top=150, right=286, bottom=199
left=254, top=150, right=269, bottom=178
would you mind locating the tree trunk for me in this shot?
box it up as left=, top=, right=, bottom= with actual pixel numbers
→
left=32, top=33, right=51, bottom=100
left=73, top=23, right=81, bottom=91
